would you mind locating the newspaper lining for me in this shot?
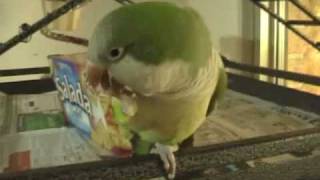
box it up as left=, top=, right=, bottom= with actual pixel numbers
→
left=0, top=91, right=100, bottom=173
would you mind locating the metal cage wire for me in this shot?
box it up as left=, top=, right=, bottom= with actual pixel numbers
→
left=0, top=0, right=320, bottom=179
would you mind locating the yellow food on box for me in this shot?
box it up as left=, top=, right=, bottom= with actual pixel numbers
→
left=49, top=53, right=135, bottom=157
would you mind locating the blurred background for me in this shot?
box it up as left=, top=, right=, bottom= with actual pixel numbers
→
left=0, top=0, right=319, bottom=95
left=0, top=0, right=255, bottom=81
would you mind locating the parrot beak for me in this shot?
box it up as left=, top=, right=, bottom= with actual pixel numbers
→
left=85, top=61, right=136, bottom=98
left=85, top=61, right=105, bottom=90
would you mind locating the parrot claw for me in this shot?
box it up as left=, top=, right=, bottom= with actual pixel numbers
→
left=151, top=143, right=178, bottom=179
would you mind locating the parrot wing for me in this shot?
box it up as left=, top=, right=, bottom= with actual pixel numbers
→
left=206, top=57, right=228, bottom=115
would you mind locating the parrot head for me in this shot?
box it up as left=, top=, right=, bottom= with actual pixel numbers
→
left=88, top=2, right=212, bottom=96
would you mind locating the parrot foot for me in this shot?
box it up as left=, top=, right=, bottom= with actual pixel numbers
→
left=151, top=143, right=178, bottom=179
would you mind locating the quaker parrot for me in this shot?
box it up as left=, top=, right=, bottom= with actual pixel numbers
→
left=88, top=2, right=227, bottom=179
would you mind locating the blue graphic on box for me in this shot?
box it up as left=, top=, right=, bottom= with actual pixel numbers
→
left=52, top=58, right=92, bottom=139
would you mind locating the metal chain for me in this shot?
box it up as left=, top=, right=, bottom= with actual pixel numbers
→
left=0, top=0, right=134, bottom=55
left=40, top=27, right=89, bottom=46
left=39, top=0, right=134, bottom=46
left=0, top=0, right=88, bottom=56
left=0, top=0, right=134, bottom=56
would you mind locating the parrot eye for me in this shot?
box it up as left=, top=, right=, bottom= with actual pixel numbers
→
left=107, top=47, right=125, bottom=61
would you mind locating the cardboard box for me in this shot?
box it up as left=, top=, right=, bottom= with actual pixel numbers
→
left=49, top=53, right=135, bottom=158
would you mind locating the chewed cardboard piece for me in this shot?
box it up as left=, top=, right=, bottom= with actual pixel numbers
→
left=49, top=53, right=136, bottom=158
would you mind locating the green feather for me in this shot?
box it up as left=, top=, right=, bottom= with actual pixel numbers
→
left=207, top=67, right=228, bottom=115
left=111, top=97, right=128, bottom=125
left=88, top=2, right=226, bottom=148
left=90, top=2, right=212, bottom=67
left=133, top=138, right=153, bottom=155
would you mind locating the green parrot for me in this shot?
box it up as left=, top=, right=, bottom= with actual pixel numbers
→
left=88, top=2, right=227, bottom=179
